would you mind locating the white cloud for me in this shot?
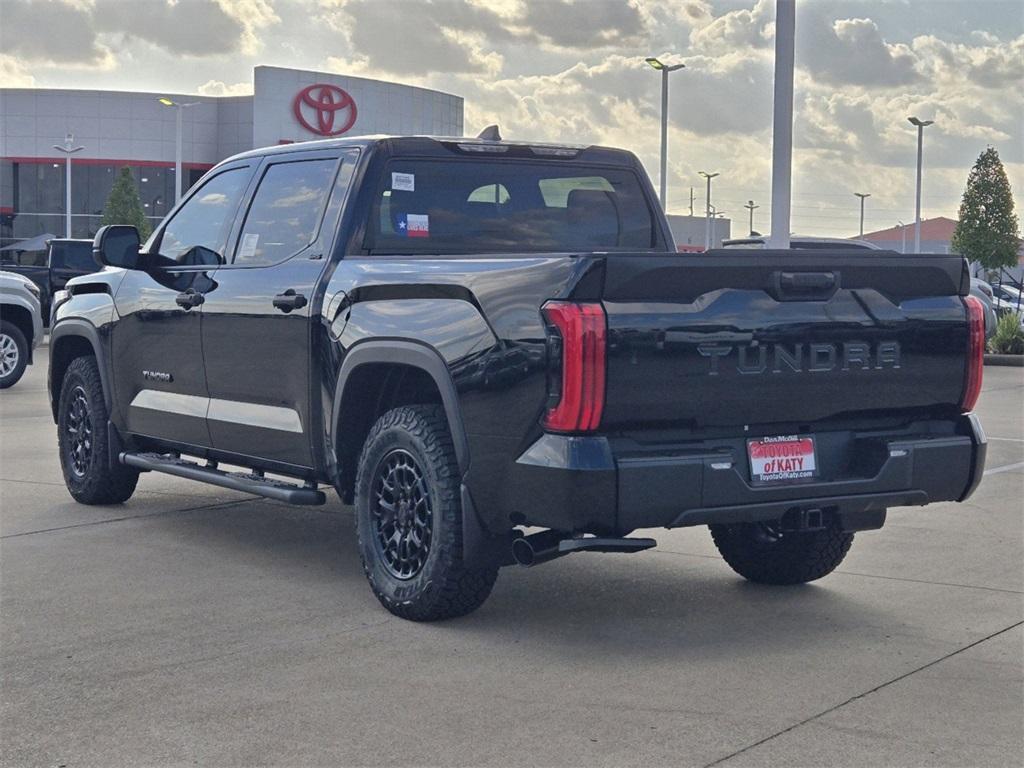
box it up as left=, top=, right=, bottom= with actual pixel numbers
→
left=0, top=55, right=37, bottom=87
left=197, top=79, right=254, bottom=96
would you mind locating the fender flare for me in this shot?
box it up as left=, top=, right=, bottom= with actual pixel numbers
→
left=49, top=319, right=113, bottom=417
left=331, top=340, right=470, bottom=474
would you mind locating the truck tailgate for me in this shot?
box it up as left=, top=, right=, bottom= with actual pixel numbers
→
left=599, top=251, right=970, bottom=430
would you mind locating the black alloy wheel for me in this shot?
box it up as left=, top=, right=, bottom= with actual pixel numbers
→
left=65, top=385, right=94, bottom=478
left=371, top=448, right=434, bottom=579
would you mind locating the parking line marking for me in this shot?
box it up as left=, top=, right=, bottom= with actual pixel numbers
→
left=984, top=461, right=1024, bottom=476
left=704, top=620, right=1024, bottom=768
left=987, top=436, right=1024, bottom=442
left=0, top=499, right=253, bottom=539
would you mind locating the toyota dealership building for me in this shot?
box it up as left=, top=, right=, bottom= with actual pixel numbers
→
left=0, top=65, right=465, bottom=248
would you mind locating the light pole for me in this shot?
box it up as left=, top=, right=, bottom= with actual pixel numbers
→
left=53, top=134, right=84, bottom=238
left=645, top=57, right=685, bottom=211
left=744, top=200, right=760, bottom=235
left=854, top=192, right=870, bottom=237
left=908, top=116, right=934, bottom=253
left=159, top=98, right=200, bottom=203
left=699, top=170, right=719, bottom=250
left=898, top=220, right=906, bottom=254
left=767, top=0, right=796, bottom=249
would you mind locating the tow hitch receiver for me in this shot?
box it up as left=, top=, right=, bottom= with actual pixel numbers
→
left=511, top=530, right=656, bottom=567
left=779, top=507, right=828, bottom=532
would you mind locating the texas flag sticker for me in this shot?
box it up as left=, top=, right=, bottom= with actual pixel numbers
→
left=396, top=213, right=429, bottom=238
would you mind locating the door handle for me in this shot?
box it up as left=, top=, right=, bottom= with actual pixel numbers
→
left=175, top=289, right=204, bottom=309
left=273, top=289, right=307, bottom=313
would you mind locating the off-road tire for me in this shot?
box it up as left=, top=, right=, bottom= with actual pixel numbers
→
left=0, top=320, right=29, bottom=389
left=709, top=519, right=854, bottom=585
left=58, top=355, right=139, bottom=504
left=354, top=404, right=498, bottom=621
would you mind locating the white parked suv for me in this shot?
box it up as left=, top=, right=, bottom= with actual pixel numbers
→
left=0, top=270, right=44, bottom=388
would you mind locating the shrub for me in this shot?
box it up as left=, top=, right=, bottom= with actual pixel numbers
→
left=988, top=312, right=1024, bottom=355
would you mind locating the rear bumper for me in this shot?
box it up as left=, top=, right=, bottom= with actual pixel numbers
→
left=510, top=414, right=987, bottom=535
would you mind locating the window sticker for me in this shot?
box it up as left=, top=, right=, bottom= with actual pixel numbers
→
left=238, top=232, right=260, bottom=260
left=391, top=172, right=415, bottom=192
left=395, top=213, right=429, bottom=238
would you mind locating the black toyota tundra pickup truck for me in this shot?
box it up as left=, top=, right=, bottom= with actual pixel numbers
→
left=49, top=135, right=987, bottom=621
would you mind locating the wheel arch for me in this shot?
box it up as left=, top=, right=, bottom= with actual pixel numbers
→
left=331, top=340, right=469, bottom=502
left=1, top=303, right=35, bottom=350
left=49, top=321, right=111, bottom=423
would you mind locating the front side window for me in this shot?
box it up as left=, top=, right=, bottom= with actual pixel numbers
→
left=368, top=160, right=655, bottom=254
left=233, top=159, right=338, bottom=266
left=155, top=167, right=250, bottom=266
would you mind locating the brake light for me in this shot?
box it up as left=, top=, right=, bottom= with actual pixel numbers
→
left=542, top=301, right=606, bottom=432
left=960, top=295, right=985, bottom=412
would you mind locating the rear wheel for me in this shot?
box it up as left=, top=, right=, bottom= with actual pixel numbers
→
left=354, top=404, right=498, bottom=621
left=0, top=321, right=28, bottom=389
left=58, top=356, right=139, bottom=504
left=709, top=519, right=853, bottom=585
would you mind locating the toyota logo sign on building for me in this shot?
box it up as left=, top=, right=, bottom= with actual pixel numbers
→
left=292, top=84, right=358, bottom=137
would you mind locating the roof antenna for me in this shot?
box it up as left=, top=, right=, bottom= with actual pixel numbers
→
left=477, top=125, right=502, bottom=141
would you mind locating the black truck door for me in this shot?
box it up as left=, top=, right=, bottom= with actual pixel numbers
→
left=200, top=149, right=358, bottom=469
left=111, top=163, right=254, bottom=447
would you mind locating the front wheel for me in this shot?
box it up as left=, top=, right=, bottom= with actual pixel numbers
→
left=0, top=321, right=29, bottom=389
left=709, top=519, right=854, bottom=585
left=58, top=356, right=139, bottom=505
left=354, top=404, right=498, bottom=621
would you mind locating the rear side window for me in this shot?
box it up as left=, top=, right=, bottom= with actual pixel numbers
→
left=368, top=160, right=655, bottom=254
left=234, top=158, right=337, bottom=266
left=157, top=167, right=250, bottom=266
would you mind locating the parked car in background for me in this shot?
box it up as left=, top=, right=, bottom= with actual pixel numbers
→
left=991, top=283, right=1024, bottom=329
left=722, top=235, right=881, bottom=250
left=0, top=238, right=97, bottom=323
left=0, top=270, right=44, bottom=388
left=969, top=278, right=998, bottom=338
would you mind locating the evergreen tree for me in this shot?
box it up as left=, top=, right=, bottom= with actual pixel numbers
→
left=101, top=167, right=152, bottom=239
left=951, top=146, right=1020, bottom=271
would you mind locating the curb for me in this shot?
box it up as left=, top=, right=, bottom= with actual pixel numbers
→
left=984, top=354, right=1024, bottom=367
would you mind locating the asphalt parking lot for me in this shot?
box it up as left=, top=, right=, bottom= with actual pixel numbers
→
left=1, top=349, right=1021, bottom=767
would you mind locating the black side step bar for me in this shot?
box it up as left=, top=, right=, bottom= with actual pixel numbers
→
left=119, top=452, right=326, bottom=506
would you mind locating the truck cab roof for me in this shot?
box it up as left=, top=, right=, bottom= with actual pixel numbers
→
left=223, top=135, right=640, bottom=168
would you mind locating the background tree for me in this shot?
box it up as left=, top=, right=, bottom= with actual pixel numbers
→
left=951, top=146, right=1020, bottom=272
left=101, top=167, right=152, bottom=239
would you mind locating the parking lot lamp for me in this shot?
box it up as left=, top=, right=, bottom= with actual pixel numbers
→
left=908, top=116, right=934, bottom=253
left=699, top=171, right=719, bottom=250
left=744, top=200, right=759, bottom=236
left=645, top=57, right=685, bottom=211
left=159, top=98, right=200, bottom=203
left=53, top=134, right=84, bottom=238
left=854, top=192, right=870, bottom=237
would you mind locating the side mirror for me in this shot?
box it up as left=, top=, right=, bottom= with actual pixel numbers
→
left=93, top=225, right=141, bottom=269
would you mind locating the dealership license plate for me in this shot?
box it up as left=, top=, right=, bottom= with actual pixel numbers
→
left=747, top=435, right=817, bottom=484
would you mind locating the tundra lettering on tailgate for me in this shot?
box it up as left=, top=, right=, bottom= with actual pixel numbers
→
left=698, top=341, right=901, bottom=376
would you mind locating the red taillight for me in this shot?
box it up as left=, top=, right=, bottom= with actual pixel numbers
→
left=961, top=295, right=985, bottom=413
left=542, top=301, right=606, bottom=432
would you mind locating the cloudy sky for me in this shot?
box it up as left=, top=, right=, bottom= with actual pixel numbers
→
left=2, top=0, right=1022, bottom=236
